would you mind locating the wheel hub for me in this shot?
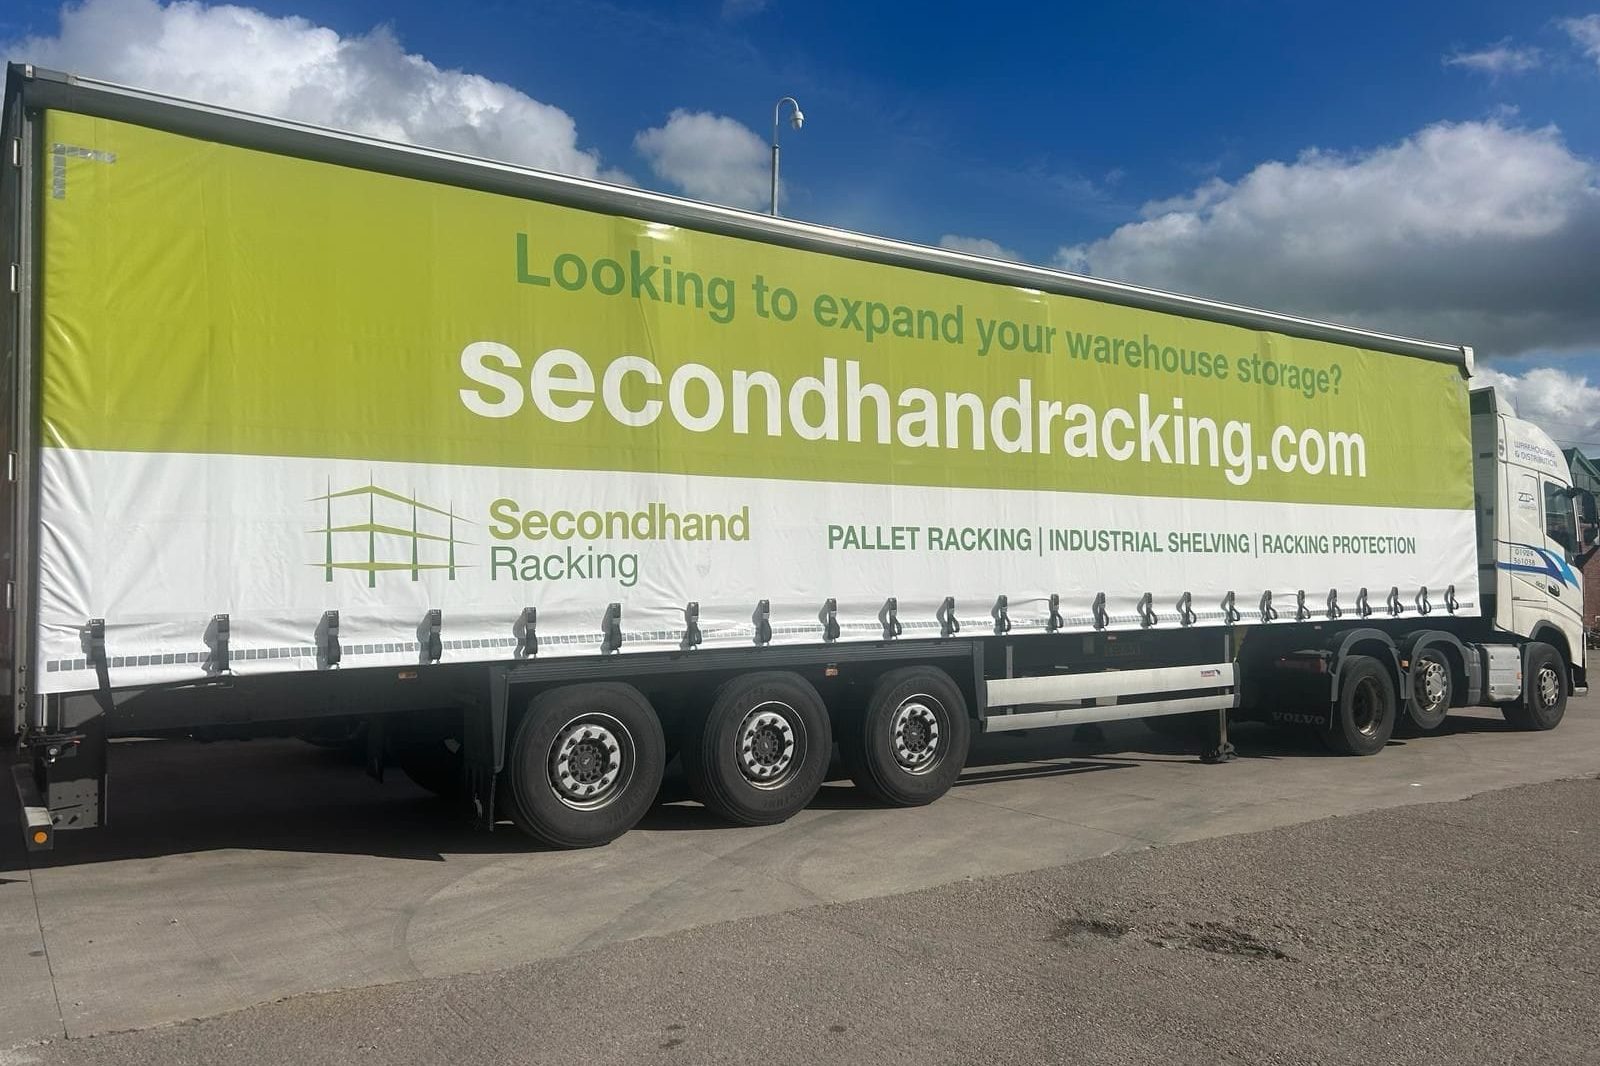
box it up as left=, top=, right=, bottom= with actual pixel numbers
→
left=1415, top=660, right=1447, bottom=710
left=549, top=716, right=630, bottom=810
left=737, top=704, right=800, bottom=788
left=750, top=725, right=784, bottom=763
left=890, top=697, right=944, bottom=773
left=1538, top=666, right=1561, bottom=708
left=1351, top=678, right=1383, bottom=738
left=568, top=742, right=605, bottom=783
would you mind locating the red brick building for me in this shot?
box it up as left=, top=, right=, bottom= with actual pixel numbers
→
left=1563, top=448, right=1600, bottom=636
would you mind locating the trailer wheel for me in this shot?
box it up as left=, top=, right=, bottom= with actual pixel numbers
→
left=683, top=672, right=831, bottom=826
left=504, top=683, right=665, bottom=849
left=841, top=666, right=971, bottom=807
left=1323, top=655, right=1395, bottom=756
left=1503, top=643, right=1566, bottom=731
left=1398, top=648, right=1453, bottom=735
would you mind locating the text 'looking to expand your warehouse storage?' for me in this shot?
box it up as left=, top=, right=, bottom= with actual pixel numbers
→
left=514, top=232, right=1345, bottom=395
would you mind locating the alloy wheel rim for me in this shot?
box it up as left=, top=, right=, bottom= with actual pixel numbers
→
left=548, top=713, right=634, bottom=810
left=1351, top=677, right=1384, bottom=738
left=1537, top=665, right=1561, bottom=709
left=1415, top=659, right=1447, bottom=712
left=890, top=696, right=946, bottom=774
left=737, top=702, right=805, bottom=790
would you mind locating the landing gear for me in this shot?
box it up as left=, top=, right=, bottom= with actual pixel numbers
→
left=1200, top=707, right=1235, bottom=764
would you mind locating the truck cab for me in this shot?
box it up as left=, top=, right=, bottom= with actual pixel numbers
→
left=1472, top=387, right=1597, bottom=679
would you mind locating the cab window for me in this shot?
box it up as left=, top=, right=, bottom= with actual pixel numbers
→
left=1544, top=480, right=1577, bottom=555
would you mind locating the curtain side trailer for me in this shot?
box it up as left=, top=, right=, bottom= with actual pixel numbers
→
left=4, top=64, right=1593, bottom=850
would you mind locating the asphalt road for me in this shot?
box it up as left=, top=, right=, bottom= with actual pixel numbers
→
left=4, top=679, right=1600, bottom=1059
left=7, top=774, right=1599, bottom=1066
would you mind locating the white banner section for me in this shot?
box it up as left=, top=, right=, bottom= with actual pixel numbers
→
left=34, top=449, right=1480, bottom=694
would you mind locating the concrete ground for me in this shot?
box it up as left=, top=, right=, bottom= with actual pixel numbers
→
left=3, top=683, right=1599, bottom=1053
left=9, top=775, right=1599, bottom=1066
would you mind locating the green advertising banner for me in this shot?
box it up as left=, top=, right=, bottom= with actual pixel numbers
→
left=29, top=106, right=1485, bottom=699
left=40, top=111, right=1471, bottom=508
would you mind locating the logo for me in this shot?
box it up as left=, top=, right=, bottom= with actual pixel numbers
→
left=1500, top=542, right=1577, bottom=589
left=311, top=480, right=474, bottom=587
left=1270, top=710, right=1327, bottom=726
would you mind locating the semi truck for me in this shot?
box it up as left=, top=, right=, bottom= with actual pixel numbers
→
left=3, top=63, right=1594, bottom=851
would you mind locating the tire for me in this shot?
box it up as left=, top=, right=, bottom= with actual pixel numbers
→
left=840, top=667, right=971, bottom=807
left=1398, top=647, right=1453, bottom=735
left=398, top=737, right=464, bottom=798
left=683, top=671, right=831, bottom=826
left=503, top=683, right=666, bottom=849
left=1503, top=643, right=1567, bottom=731
left=1323, top=655, right=1396, bottom=756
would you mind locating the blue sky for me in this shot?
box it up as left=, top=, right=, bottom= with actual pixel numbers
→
left=5, top=0, right=1600, bottom=445
left=9, top=0, right=1584, bottom=256
left=452, top=1, right=1595, bottom=251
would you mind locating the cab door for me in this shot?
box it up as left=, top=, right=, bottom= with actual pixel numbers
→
left=1506, top=471, right=1583, bottom=639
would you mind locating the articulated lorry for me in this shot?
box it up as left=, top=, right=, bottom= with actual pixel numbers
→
left=4, top=64, right=1594, bottom=850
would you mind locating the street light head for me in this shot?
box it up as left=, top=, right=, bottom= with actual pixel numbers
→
left=770, top=96, right=804, bottom=216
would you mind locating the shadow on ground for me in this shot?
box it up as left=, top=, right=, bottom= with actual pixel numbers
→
left=4, top=712, right=1517, bottom=869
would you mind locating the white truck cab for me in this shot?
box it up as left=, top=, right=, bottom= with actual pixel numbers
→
left=1472, top=387, right=1598, bottom=672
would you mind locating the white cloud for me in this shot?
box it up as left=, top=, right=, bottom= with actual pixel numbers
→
left=1563, top=14, right=1600, bottom=69
left=634, top=109, right=769, bottom=210
left=4, top=0, right=622, bottom=179
left=938, top=235, right=1021, bottom=261
left=1444, top=41, right=1542, bottom=76
left=1059, top=119, right=1600, bottom=358
left=1137, top=177, right=1231, bottom=219
left=1471, top=365, right=1600, bottom=450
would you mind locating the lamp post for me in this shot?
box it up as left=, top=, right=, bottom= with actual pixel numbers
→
left=770, top=96, right=805, bottom=216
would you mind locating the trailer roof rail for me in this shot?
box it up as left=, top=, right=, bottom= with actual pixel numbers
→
left=5, top=62, right=1470, bottom=369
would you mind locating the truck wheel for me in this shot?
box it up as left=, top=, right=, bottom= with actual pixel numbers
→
left=1399, top=648, right=1453, bottom=735
left=503, top=683, right=665, bottom=849
left=1323, top=655, right=1395, bottom=756
left=841, top=666, right=971, bottom=807
left=1503, top=643, right=1567, bottom=731
left=683, top=672, right=831, bottom=826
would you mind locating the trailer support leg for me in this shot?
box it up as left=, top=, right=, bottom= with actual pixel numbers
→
left=1200, top=707, right=1235, bottom=764
left=1202, top=630, right=1237, bottom=764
